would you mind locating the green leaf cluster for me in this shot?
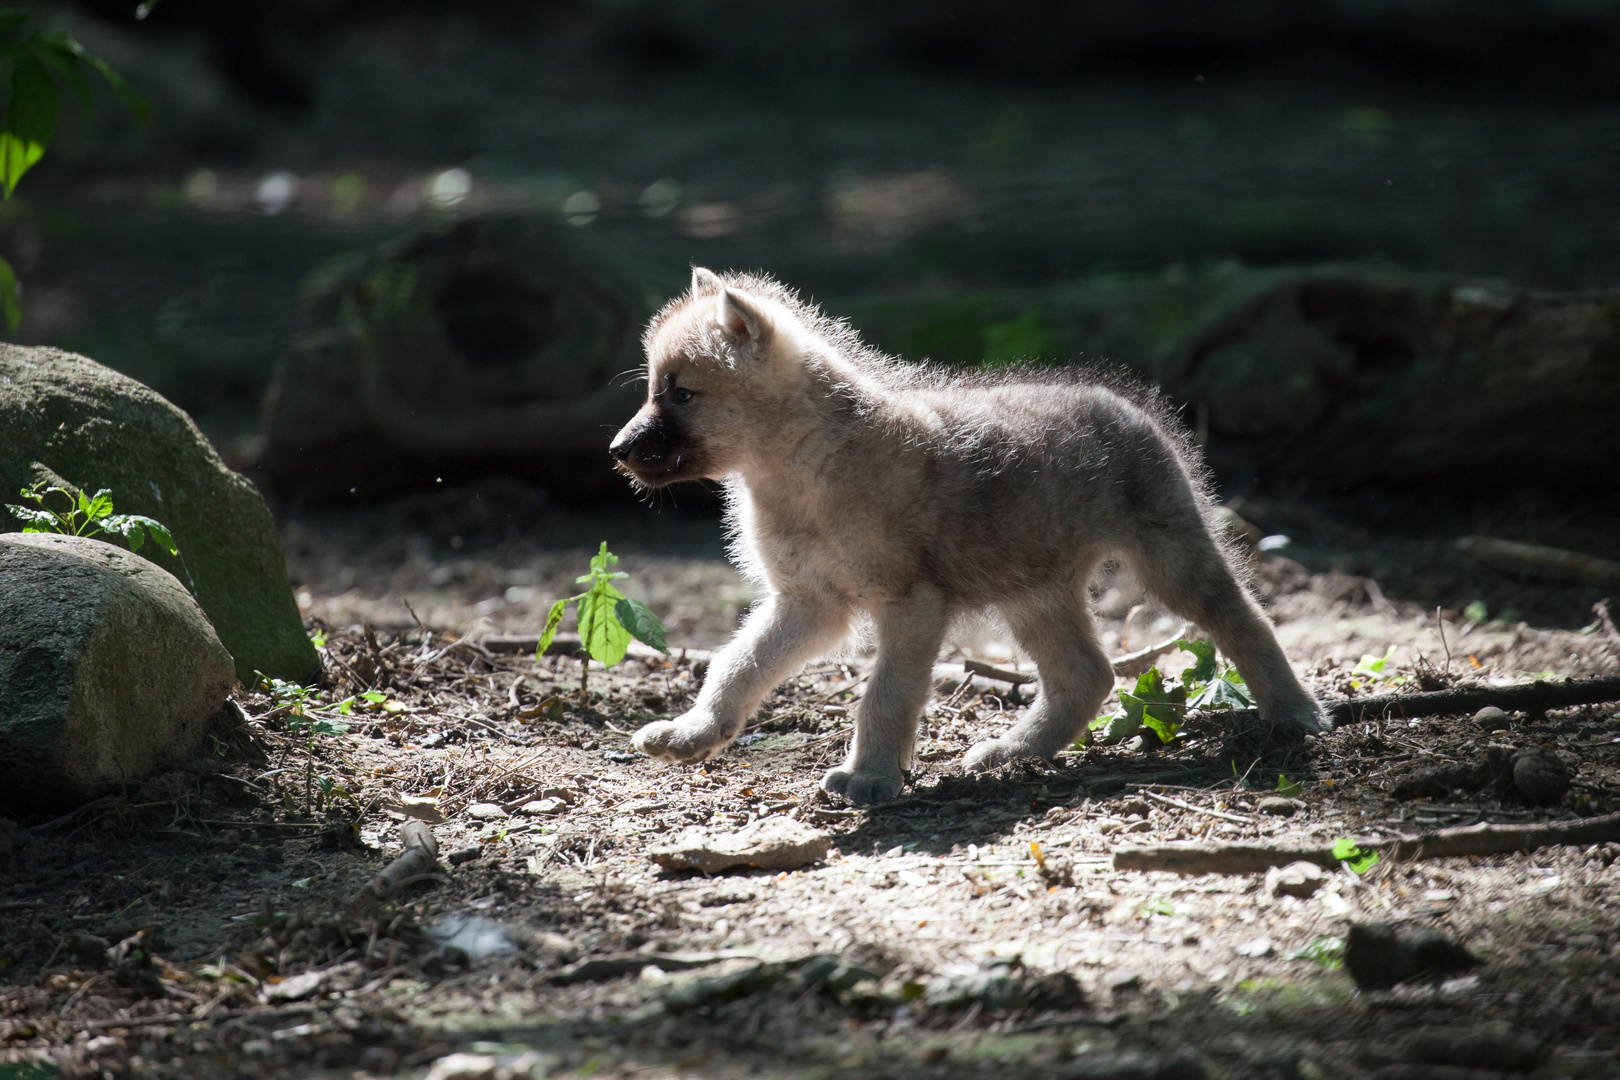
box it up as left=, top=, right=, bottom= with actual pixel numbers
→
left=1331, top=837, right=1380, bottom=874
left=1348, top=644, right=1406, bottom=689
left=538, top=542, right=668, bottom=691
left=0, top=9, right=144, bottom=331
left=7, top=478, right=177, bottom=555
left=1086, top=638, right=1255, bottom=746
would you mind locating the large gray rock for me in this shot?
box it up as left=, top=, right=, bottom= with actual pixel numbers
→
left=0, top=533, right=236, bottom=810
left=0, top=345, right=318, bottom=683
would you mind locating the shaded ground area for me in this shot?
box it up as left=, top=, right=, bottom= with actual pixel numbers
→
left=4, top=491, right=1620, bottom=1079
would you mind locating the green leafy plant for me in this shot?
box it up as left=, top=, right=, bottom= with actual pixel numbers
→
left=537, top=542, right=668, bottom=693
left=1086, top=638, right=1255, bottom=746
left=1276, top=774, right=1304, bottom=798
left=0, top=8, right=144, bottom=330
left=256, top=673, right=352, bottom=813
left=1331, top=837, right=1380, bottom=875
left=7, top=478, right=176, bottom=554
left=1290, top=935, right=1345, bottom=969
left=1348, top=645, right=1406, bottom=690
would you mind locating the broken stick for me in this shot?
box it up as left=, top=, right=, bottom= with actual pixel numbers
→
left=1114, top=809, right=1620, bottom=875
left=1189, top=673, right=1620, bottom=730
left=366, top=819, right=439, bottom=898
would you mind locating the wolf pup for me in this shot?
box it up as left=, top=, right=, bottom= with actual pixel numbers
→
left=611, top=268, right=1325, bottom=805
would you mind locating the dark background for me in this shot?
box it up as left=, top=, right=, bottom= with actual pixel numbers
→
left=8, top=1, right=1620, bottom=519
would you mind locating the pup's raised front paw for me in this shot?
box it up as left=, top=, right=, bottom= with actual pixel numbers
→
left=821, top=766, right=902, bottom=806
left=631, top=715, right=730, bottom=764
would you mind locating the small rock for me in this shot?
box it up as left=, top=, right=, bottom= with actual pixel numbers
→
left=427, top=914, right=519, bottom=963
left=1095, top=817, right=1126, bottom=835
left=264, top=968, right=329, bottom=1003
left=423, top=1052, right=498, bottom=1080
left=1234, top=935, right=1274, bottom=958
left=648, top=817, right=831, bottom=873
left=518, top=797, right=568, bottom=816
left=1473, top=706, right=1510, bottom=730
left=1344, top=922, right=1479, bottom=991
left=467, top=802, right=506, bottom=820
left=447, top=844, right=482, bottom=866
left=1119, top=799, right=1152, bottom=818
left=1265, top=860, right=1329, bottom=899
left=1513, top=750, right=1571, bottom=806
left=664, top=962, right=786, bottom=1011
left=1104, top=968, right=1142, bottom=995
left=1257, top=796, right=1301, bottom=817
left=1125, top=819, right=1154, bottom=833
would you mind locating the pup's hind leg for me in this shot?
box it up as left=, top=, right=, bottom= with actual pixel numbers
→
left=963, top=585, right=1115, bottom=771
left=1128, top=516, right=1326, bottom=733
left=823, top=587, right=948, bottom=806
left=634, top=593, right=849, bottom=764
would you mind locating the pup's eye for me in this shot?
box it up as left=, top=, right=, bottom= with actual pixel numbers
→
left=673, top=387, right=694, bottom=404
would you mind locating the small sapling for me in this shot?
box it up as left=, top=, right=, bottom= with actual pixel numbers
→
left=1086, top=638, right=1256, bottom=747
left=537, top=542, right=668, bottom=693
left=7, top=478, right=177, bottom=555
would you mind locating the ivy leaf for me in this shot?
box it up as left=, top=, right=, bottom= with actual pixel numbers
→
left=1175, top=638, right=1218, bottom=687
left=1130, top=666, right=1187, bottom=743
left=614, top=596, right=668, bottom=653
left=1331, top=837, right=1380, bottom=874
left=1187, top=668, right=1254, bottom=710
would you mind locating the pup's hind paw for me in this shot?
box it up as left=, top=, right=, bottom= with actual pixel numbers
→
left=1269, top=699, right=1331, bottom=735
left=631, top=715, right=730, bottom=764
left=822, top=766, right=902, bottom=806
left=962, top=737, right=1030, bottom=773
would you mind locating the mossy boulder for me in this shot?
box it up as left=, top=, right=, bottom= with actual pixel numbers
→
left=0, top=533, right=236, bottom=810
left=0, top=345, right=317, bottom=683
left=256, top=215, right=650, bottom=502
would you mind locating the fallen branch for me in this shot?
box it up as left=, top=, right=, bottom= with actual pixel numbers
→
left=962, top=659, right=1036, bottom=686
left=1187, top=673, right=1620, bottom=731
left=1137, top=788, right=1254, bottom=824
left=1456, top=535, right=1620, bottom=588
left=1114, top=809, right=1620, bottom=875
left=365, top=819, right=439, bottom=899
left=1111, top=624, right=1192, bottom=679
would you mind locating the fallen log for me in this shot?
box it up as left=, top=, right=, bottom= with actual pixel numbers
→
left=1456, top=536, right=1620, bottom=588
left=1188, top=673, right=1620, bottom=731
left=1114, top=809, right=1620, bottom=875
left=366, top=819, right=440, bottom=898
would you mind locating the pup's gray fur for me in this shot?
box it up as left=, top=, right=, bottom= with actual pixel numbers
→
left=610, top=268, right=1326, bottom=805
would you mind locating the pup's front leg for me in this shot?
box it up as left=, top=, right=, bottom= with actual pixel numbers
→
left=634, top=594, right=848, bottom=765
left=823, top=589, right=947, bottom=806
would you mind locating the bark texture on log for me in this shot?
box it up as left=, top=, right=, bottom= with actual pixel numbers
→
left=256, top=216, right=650, bottom=502
left=1114, top=809, right=1620, bottom=875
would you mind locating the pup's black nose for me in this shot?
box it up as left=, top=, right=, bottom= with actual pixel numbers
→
left=608, top=432, right=636, bottom=462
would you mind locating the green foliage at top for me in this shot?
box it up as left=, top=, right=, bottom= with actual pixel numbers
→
left=539, top=542, right=668, bottom=692
left=7, top=477, right=177, bottom=555
left=0, top=8, right=144, bottom=330
left=1087, top=638, right=1256, bottom=746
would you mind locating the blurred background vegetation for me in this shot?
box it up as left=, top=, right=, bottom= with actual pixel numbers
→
left=7, top=0, right=1620, bottom=510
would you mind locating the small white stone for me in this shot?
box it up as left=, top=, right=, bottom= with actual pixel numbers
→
left=1265, top=860, right=1329, bottom=900
left=467, top=802, right=505, bottom=820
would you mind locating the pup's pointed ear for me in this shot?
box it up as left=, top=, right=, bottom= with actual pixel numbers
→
left=716, top=288, right=769, bottom=345
left=691, top=266, right=723, bottom=297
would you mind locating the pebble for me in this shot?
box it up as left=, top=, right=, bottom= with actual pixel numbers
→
left=1257, top=796, right=1301, bottom=816
left=1473, top=705, right=1511, bottom=730
left=648, top=817, right=832, bottom=873
left=1119, top=799, right=1152, bottom=818
left=1235, top=935, right=1274, bottom=958
left=1125, top=819, right=1153, bottom=833
left=467, top=802, right=506, bottom=820
left=1513, top=750, right=1571, bottom=806
left=1095, top=818, right=1126, bottom=835
left=447, top=845, right=482, bottom=866
left=423, top=1053, right=498, bottom=1080
left=1265, top=860, right=1329, bottom=899
left=518, top=797, right=568, bottom=816
left=1104, top=969, right=1142, bottom=994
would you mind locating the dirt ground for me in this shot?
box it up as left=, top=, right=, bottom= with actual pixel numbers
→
left=4, top=490, right=1620, bottom=1080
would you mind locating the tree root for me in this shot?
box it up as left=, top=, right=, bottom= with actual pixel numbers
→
left=1114, top=809, right=1620, bottom=875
